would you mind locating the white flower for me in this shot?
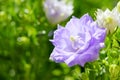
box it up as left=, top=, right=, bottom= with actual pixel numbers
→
left=43, top=0, right=73, bottom=24
left=96, top=8, right=120, bottom=34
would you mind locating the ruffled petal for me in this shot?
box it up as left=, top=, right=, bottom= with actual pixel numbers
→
left=50, top=48, right=74, bottom=63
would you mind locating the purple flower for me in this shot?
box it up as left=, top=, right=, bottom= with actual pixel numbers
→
left=49, top=14, right=106, bottom=67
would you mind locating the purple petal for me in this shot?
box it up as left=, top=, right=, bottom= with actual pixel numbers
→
left=50, top=48, right=74, bottom=63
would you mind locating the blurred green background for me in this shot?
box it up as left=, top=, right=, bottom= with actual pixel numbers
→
left=0, top=0, right=119, bottom=80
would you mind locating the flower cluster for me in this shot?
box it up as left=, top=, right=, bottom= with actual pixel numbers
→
left=49, top=1, right=120, bottom=68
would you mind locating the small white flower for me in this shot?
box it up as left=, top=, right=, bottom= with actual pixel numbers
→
left=96, top=8, right=120, bottom=34
left=43, top=0, right=73, bottom=24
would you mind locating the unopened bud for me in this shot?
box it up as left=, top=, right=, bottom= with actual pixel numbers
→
left=109, top=64, right=120, bottom=80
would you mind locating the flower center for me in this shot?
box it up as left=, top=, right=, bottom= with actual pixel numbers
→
left=105, top=16, right=113, bottom=24
left=70, top=35, right=84, bottom=51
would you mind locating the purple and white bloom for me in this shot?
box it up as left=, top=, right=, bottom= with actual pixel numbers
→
left=49, top=14, right=106, bottom=67
left=43, top=0, right=73, bottom=24
left=96, top=8, right=120, bottom=34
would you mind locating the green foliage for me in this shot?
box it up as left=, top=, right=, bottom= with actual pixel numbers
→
left=0, top=0, right=120, bottom=80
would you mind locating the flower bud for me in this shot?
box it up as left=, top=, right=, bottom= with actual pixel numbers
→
left=17, top=36, right=30, bottom=47
left=109, top=64, right=120, bottom=80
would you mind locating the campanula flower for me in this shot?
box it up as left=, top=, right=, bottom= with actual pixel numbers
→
left=43, top=0, right=73, bottom=24
left=49, top=14, right=106, bottom=67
